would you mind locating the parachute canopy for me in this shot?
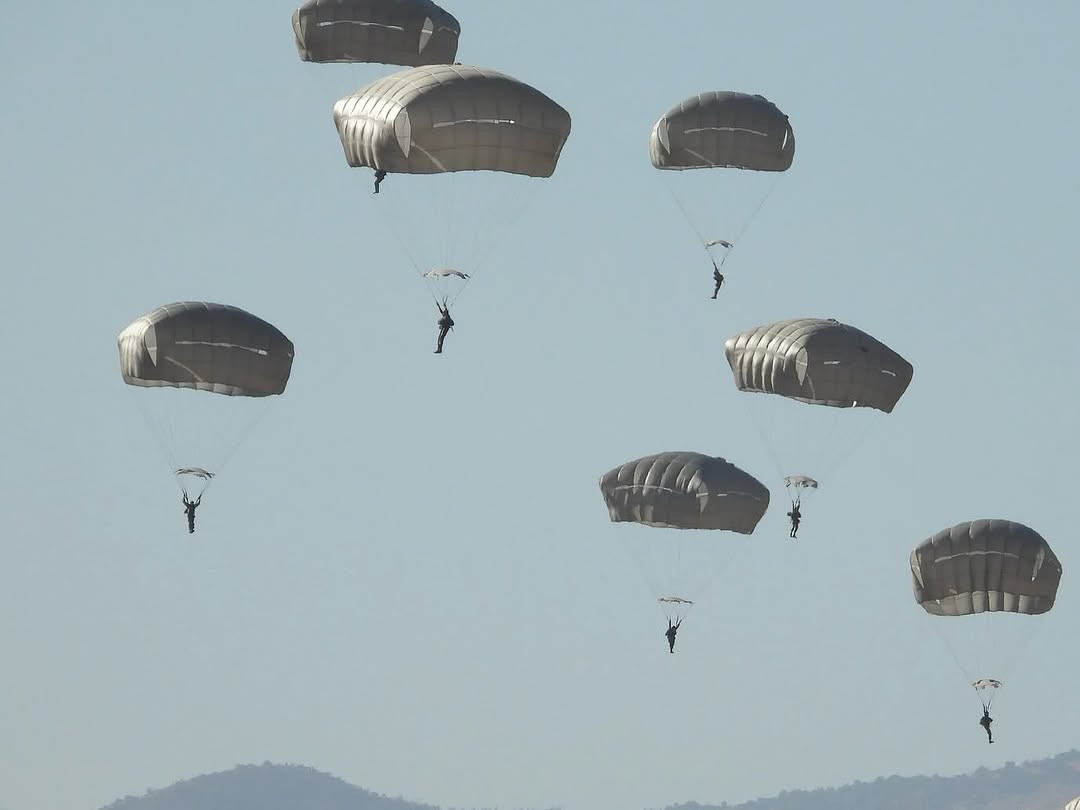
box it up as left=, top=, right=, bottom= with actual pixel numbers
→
left=423, top=268, right=470, bottom=279
left=659, top=596, right=693, bottom=606
left=784, top=475, right=818, bottom=490
left=1066, top=798, right=1080, bottom=810
left=118, top=302, right=295, bottom=397
left=972, top=678, right=1002, bottom=690
left=911, top=520, right=1062, bottom=617
left=175, top=467, right=214, bottom=481
left=333, top=65, right=572, bottom=177
left=650, top=91, right=794, bottom=172
left=292, top=0, right=460, bottom=66
left=725, top=317, right=913, bottom=413
left=598, top=451, right=769, bottom=533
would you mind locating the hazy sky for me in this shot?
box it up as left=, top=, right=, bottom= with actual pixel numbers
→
left=3, top=3, right=1079, bottom=810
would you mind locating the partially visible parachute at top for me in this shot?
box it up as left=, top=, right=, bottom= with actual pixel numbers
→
left=599, top=451, right=770, bottom=533
left=333, top=65, right=572, bottom=177
left=911, top=520, right=1062, bottom=617
left=650, top=91, right=795, bottom=172
left=725, top=317, right=914, bottom=413
left=293, top=0, right=460, bottom=67
left=119, top=302, right=295, bottom=397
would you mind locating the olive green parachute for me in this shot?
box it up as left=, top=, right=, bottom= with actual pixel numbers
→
left=292, top=0, right=460, bottom=66
left=650, top=91, right=794, bottom=172
left=333, top=65, right=572, bottom=177
left=724, top=317, right=913, bottom=413
left=911, top=520, right=1062, bottom=616
left=118, top=302, right=294, bottom=397
left=598, top=451, right=769, bottom=533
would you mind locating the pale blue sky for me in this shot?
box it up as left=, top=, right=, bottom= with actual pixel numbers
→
left=2, top=3, right=1079, bottom=810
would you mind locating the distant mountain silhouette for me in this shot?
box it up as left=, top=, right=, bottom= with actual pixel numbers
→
left=668, top=750, right=1080, bottom=810
left=95, top=753, right=1080, bottom=810
left=99, top=763, right=443, bottom=810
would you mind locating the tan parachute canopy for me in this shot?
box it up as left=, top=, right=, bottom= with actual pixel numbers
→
left=118, top=302, right=294, bottom=397
left=292, top=0, right=460, bottom=66
left=911, top=520, right=1062, bottom=617
left=650, top=91, right=794, bottom=172
left=333, top=65, right=572, bottom=176
left=598, top=451, right=769, bottom=533
left=724, top=317, right=913, bottom=413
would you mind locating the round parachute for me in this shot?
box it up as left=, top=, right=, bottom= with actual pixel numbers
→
left=599, top=451, right=770, bottom=533
left=725, top=317, right=914, bottom=413
left=911, top=520, right=1062, bottom=712
left=598, top=451, right=769, bottom=623
left=119, top=302, right=294, bottom=396
left=118, top=302, right=294, bottom=501
left=911, top=520, right=1061, bottom=617
left=650, top=91, right=795, bottom=172
left=650, top=91, right=794, bottom=274
left=334, top=65, right=571, bottom=308
left=1065, top=798, right=1080, bottom=810
left=292, top=0, right=460, bottom=67
left=334, top=65, right=572, bottom=177
left=725, top=318, right=911, bottom=532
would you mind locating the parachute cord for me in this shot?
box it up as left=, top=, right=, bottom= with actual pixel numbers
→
left=984, top=619, right=1043, bottom=703
left=626, top=533, right=743, bottom=626
left=684, top=552, right=739, bottom=615
left=727, top=175, right=781, bottom=260
left=134, top=395, right=182, bottom=480
left=929, top=619, right=977, bottom=686
left=132, top=390, right=275, bottom=501
left=449, top=179, right=544, bottom=308
left=929, top=616, right=1045, bottom=712
left=733, top=391, right=789, bottom=489
left=799, top=405, right=875, bottom=488
left=662, top=182, right=711, bottom=262
left=369, top=185, right=443, bottom=307
left=366, top=173, right=541, bottom=313
left=662, top=172, right=782, bottom=271
left=205, top=399, right=274, bottom=483
left=733, top=389, right=878, bottom=529
left=624, top=535, right=673, bottom=610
